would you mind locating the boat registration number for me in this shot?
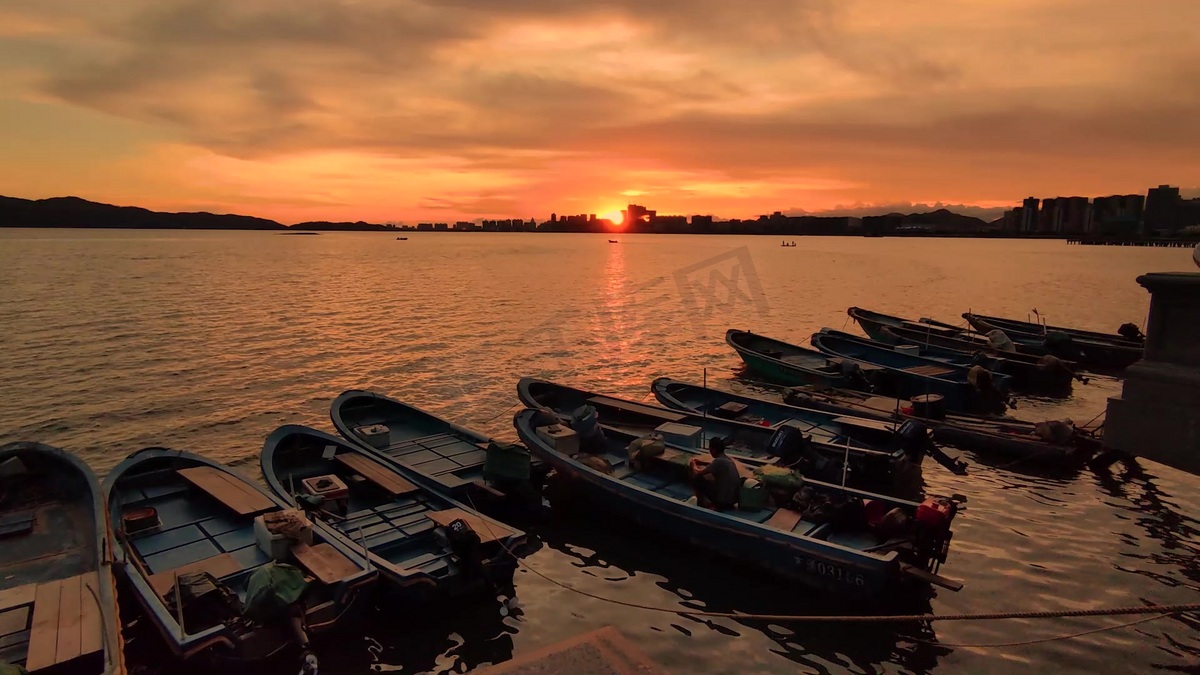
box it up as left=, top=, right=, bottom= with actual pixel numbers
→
left=795, top=556, right=866, bottom=587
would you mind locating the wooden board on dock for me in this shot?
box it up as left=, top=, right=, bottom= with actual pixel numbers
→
left=335, top=453, right=418, bottom=496
left=177, top=466, right=274, bottom=516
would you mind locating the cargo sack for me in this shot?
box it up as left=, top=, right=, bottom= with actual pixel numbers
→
left=737, top=478, right=768, bottom=511
left=578, top=455, right=614, bottom=475
left=627, top=433, right=665, bottom=465
left=754, top=464, right=805, bottom=491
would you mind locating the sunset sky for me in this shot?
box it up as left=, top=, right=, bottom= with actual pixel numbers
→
left=1, top=1, right=1198, bottom=224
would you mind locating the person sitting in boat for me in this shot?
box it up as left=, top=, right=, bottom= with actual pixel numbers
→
left=689, top=437, right=740, bottom=511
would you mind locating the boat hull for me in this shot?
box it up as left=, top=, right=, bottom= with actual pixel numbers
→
left=963, top=314, right=1141, bottom=371
left=513, top=415, right=904, bottom=599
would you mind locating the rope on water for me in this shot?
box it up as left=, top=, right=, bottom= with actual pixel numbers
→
left=462, top=496, right=1200, bottom=634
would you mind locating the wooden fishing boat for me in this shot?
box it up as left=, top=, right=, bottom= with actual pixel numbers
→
left=651, top=378, right=967, bottom=475
left=513, top=409, right=962, bottom=599
left=261, top=425, right=525, bottom=598
left=330, top=389, right=543, bottom=511
left=847, top=307, right=965, bottom=344
left=779, top=386, right=1099, bottom=465
left=880, top=325, right=1079, bottom=393
left=104, top=447, right=375, bottom=664
left=0, top=442, right=125, bottom=675
left=810, top=330, right=1011, bottom=414
left=726, top=329, right=880, bottom=390
left=962, top=313, right=1142, bottom=370
left=517, top=377, right=923, bottom=495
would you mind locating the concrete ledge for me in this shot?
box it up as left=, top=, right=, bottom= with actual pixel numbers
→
left=476, top=627, right=663, bottom=675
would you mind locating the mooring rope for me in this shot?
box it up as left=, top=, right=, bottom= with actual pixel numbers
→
left=463, top=494, right=1198, bottom=648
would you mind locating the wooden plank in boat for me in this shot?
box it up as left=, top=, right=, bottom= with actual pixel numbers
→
left=426, top=508, right=515, bottom=545
left=24, top=578, right=62, bottom=671
left=0, top=584, right=36, bottom=613
left=335, top=453, right=418, bottom=496
left=586, top=396, right=685, bottom=423
left=53, top=573, right=83, bottom=666
left=902, top=364, right=955, bottom=377
left=78, top=572, right=103, bottom=660
left=291, top=543, right=360, bottom=585
left=764, top=508, right=805, bottom=532
left=148, top=552, right=242, bottom=598
left=177, top=466, right=274, bottom=516
left=831, top=416, right=899, bottom=433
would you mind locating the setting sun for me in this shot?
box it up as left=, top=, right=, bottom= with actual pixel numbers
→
left=602, top=210, right=625, bottom=226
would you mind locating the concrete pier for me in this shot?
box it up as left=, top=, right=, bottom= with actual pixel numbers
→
left=1104, top=272, right=1200, bottom=473
left=476, top=627, right=663, bottom=675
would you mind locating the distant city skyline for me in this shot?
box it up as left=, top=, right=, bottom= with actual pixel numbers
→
left=2, top=2, right=1198, bottom=223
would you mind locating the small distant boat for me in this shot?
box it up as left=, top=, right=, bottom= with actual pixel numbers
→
left=513, top=409, right=962, bottom=598
left=0, top=442, right=124, bottom=675
left=330, top=389, right=545, bottom=512
left=726, top=329, right=879, bottom=391
left=518, top=377, right=924, bottom=494
left=262, top=425, right=525, bottom=598
left=104, top=447, right=375, bottom=664
left=396, top=237, right=407, bottom=240
left=608, top=239, right=618, bottom=243
left=810, top=330, right=1011, bottom=414
left=962, top=313, right=1143, bottom=370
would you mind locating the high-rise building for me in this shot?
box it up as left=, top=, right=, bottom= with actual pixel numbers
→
left=1090, top=194, right=1145, bottom=235
left=1020, top=197, right=1039, bottom=232
left=1144, top=185, right=1183, bottom=232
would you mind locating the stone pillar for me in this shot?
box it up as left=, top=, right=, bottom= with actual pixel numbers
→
left=1104, top=273, right=1200, bottom=473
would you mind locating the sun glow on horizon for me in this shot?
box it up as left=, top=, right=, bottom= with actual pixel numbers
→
left=602, top=209, right=625, bottom=226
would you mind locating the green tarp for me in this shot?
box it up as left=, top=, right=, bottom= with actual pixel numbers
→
left=244, top=562, right=309, bottom=623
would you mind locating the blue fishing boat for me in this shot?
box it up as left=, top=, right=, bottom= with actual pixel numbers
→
left=513, top=409, right=962, bottom=599
left=330, top=389, right=543, bottom=511
left=847, top=307, right=966, bottom=345
left=726, top=329, right=880, bottom=390
left=880, top=325, right=1079, bottom=393
left=651, top=378, right=967, bottom=475
left=653, top=379, right=1095, bottom=465
left=963, top=313, right=1143, bottom=371
left=810, top=331, right=1012, bottom=414
left=517, top=377, right=923, bottom=496
left=104, top=447, right=375, bottom=664
left=0, top=442, right=124, bottom=675
left=261, top=425, right=525, bottom=599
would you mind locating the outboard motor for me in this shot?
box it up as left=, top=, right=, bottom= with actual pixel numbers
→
left=896, top=419, right=934, bottom=461
left=770, top=424, right=820, bottom=470
left=1117, top=322, right=1145, bottom=342
left=436, top=518, right=492, bottom=589
left=570, top=405, right=606, bottom=454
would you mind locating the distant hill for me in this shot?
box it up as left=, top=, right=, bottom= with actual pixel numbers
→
left=899, top=208, right=991, bottom=231
left=0, top=195, right=285, bottom=230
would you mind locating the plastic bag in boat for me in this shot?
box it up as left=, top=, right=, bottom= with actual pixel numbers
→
left=0, top=663, right=27, bottom=675
left=578, top=455, right=614, bottom=475
left=754, top=464, right=804, bottom=491
left=985, top=329, right=1016, bottom=353
left=244, top=562, right=309, bottom=623
left=627, top=433, right=665, bottom=464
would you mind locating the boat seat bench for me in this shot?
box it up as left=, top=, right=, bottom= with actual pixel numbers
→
left=335, top=454, right=418, bottom=496
left=23, top=571, right=104, bottom=671
left=586, top=396, right=686, bottom=423
left=176, top=467, right=274, bottom=516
